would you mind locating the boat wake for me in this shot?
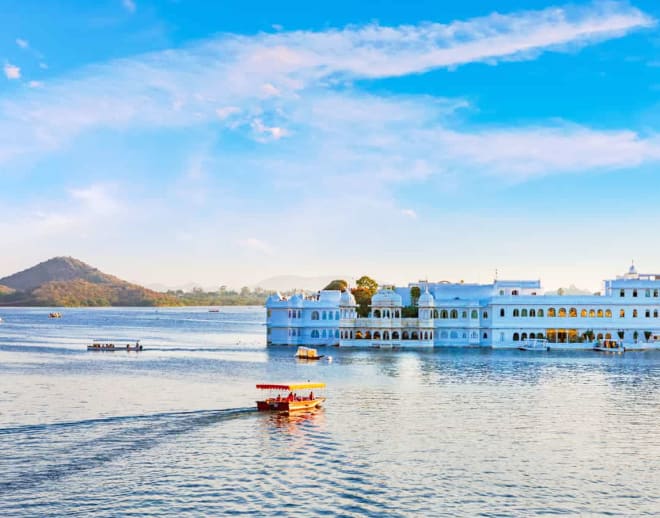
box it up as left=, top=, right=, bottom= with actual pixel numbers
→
left=0, top=407, right=255, bottom=493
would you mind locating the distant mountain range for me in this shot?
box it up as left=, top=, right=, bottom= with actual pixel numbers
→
left=0, top=257, right=178, bottom=307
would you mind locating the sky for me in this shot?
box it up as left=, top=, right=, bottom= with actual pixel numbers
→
left=2, top=0, right=660, bottom=291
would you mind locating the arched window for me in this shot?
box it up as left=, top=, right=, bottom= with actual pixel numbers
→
left=322, top=311, right=327, bottom=320
left=311, top=330, right=320, bottom=338
left=335, top=311, right=340, bottom=320
left=402, top=331, right=409, bottom=340
left=558, top=308, right=567, bottom=317
left=646, top=310, right=651, bottom=318
left=569, top=308, right=577, bottom=318
left=620, top=289, right=625, bottom=297
left=374, top=309, right=381, bottom=318
left=297, top=310, right=301, bottom=318
left=633, top=289, right=638, bottom=298
left=392, top=331, right=400, bottom=340
left=471, top=310, right=478, bottom=319
left=462, top=311, right=467, bottom=319
left=598, top=309, right=604, bottom=318
left=440, top=310, right=448, bottom=319
left=646, top=289, right=651, bottom=297
left=512, top=290, right=519, bottom=296
left=605, top=309, right=612, bottom=318
left=548, top=308, right=556, bottom=317
left=288, top=310, right=292, bottom=318
left=521, top=309, right=528, bottom=317
left=483, top=332, right=488, bottom=339
left=589, top=309, right=595, bottom=318
left=365, top=331, right=372, bottom=339
left=605, top=333, right=612, bottom=340
left=471, top=331, right=477, bottom=339
left=655, top=290, right=659, bottom=298
left=499, top=289, right=504, bottom=296
left=633, top=309, right=638, bottom=318
left=450, top=309, right=458, bottom=319
left=521, top=333, right=528, bottom=340
left=483, top=311, right=489, bottom=319
left=335, top=330, right=339, bottom=338
left=513, top=332, right=520, bottom=341
left=530, top=309, right=536, bottom=317
left=513, top=309, right=520, bottom=317
left=530, top=332, right=536, bottom=339
left=580, top=309, right=587, bottom=317
left=423, top=332, right=428, bottom=340
left=373, top=331, right=380, bottom=339
left=411, top=332, right=419, bottom=340
left=433, top=309, right=439, bottom=318
left=450, top=331, right=458, bottom=339
left=500, top=308, right=505, bottom=317
left=311, top=311, right=319, bottom=320
left=383, top=331, right=390, bottom=340
left=322, top=329, right=327, bottom=338
left=620, top=309, right=626, bottom=318
left=597, top=333, right=603, bottom=340
left=655, top=310, right=659, bottom=318
left=537, top=309, right=544, bottom=317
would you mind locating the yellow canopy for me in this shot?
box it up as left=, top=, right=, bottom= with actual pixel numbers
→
left=256, top=382, right=326, bottom=391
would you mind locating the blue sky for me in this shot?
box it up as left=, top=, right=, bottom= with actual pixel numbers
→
left=2, top=0, right=660, bottom=290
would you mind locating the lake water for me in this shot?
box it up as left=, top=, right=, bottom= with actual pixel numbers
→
left=0, top=307, right=658, bottom=516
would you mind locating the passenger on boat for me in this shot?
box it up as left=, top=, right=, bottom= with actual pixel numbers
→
left=287, top=392, right=294, bottom=402
left=309, top=391, right=314, bottom=400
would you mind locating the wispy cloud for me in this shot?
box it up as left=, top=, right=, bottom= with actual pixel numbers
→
left=401, top=209, right=418, bottom=219
left=3, top=63, right=21, bottom=80
left=16, top=38, right=29, bottom=49
left=0, top=1, right=655, bottom=182
left=239, top=238, right=274, bottom=255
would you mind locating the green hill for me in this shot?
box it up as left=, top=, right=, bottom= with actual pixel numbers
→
left=0, top=257, right=179, bottom=307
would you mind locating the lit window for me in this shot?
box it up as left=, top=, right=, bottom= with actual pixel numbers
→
left=620, top=309, right=626, bottom=318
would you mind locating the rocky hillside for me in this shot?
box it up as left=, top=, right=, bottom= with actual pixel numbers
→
left=0, top=257, right=178, bottom=307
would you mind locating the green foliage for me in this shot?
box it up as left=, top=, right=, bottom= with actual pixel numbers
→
left=410, top=286, right=421, bottom=306
left=351, top=287, right=372, bottom=317
left=168, top=286, right=270, bottom=306
left=323, top=279, right=348, bottom=291
left=356, top=275, right=378, bottom=295
left=401, top=306, right=418, bottom=318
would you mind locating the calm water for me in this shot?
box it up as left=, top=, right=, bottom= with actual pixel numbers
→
left=0, top=307, right=658, bottom=516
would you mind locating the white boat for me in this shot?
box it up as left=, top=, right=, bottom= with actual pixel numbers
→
left=518, top=339, right=549, bottom=351
left=593, top=340, right=624, bottom=353
left=294, top=346, right=323, bottom=360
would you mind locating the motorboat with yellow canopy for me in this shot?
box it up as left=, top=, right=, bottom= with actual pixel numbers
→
left=256, top=382, right=326, bottom=412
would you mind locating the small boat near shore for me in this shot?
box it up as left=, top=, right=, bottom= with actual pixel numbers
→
left=49, top=312, right=62, bottom=318
left=294, top=346, right=324, bottom=360
left=518, top=339, right=549, bottom=352
left=593, top=339, right=624, bottom=353
left=256, top=382, right=326, bottom=413
left=88, top=340, right=143, bottom=352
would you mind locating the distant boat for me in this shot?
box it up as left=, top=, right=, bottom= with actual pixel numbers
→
left=208, top=308, right=220, bottom=313
left=593, top=340, right=624, bottom=353
left=294, top=346, right=324, bottom=360
left=49, top=312, right=62, bottom=318
left=87, top=340, right=143, bottom=352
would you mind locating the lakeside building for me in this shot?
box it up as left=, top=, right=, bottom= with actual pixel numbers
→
left=266, top=265, right=660, bottom=348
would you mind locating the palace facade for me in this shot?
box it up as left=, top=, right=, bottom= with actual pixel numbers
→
left=265, top=265, right=660, bottom=348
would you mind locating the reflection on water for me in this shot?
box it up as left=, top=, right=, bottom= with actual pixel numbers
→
left=0, top=307, right=658, bottom=516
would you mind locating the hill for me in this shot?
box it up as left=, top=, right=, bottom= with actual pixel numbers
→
left=0, top=257, right=179, bottom=307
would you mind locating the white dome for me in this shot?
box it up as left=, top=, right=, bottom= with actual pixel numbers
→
left=418, top=289, right=435, bottom=307
left=289, top=293, right=304, bottom=306
left=628, top=262, right=637, bottom=275
left=266, top=292, right=282, bottom=304
left=339, top=290, right=356, bottom=306
left=371, top=288, right=403, bottom=307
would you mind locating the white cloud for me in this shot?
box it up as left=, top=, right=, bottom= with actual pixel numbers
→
left=122, top=0, right=136, bottom=13
left=3, top=63, right=21, bottom=80
left=216, top=106, right=240, bottom=119
left=0, top=1, right=655, bottom=179
left=401, top=209, right=418, bottom=219
left=69, top=184, right=120, bottom=215
left=28, top=81, right=43, bottom=88
left=16, top=38, right=29, bottom=49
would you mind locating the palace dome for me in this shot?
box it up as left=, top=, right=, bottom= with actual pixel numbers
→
left=266, top=292, right=282, bottom=304
left=340, top=290, right=356, bottom=306
left=418, top=289, right=435, bottom=307
left=371, top=288, right=403, bottom=307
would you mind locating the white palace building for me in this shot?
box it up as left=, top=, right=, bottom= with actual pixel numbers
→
left=266, top=265, right=660, bottom=349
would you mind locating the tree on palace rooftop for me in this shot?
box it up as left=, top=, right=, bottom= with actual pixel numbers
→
left=323, top=279, right=348, bottom=291
left=352, top=275, right=378, bottom=317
